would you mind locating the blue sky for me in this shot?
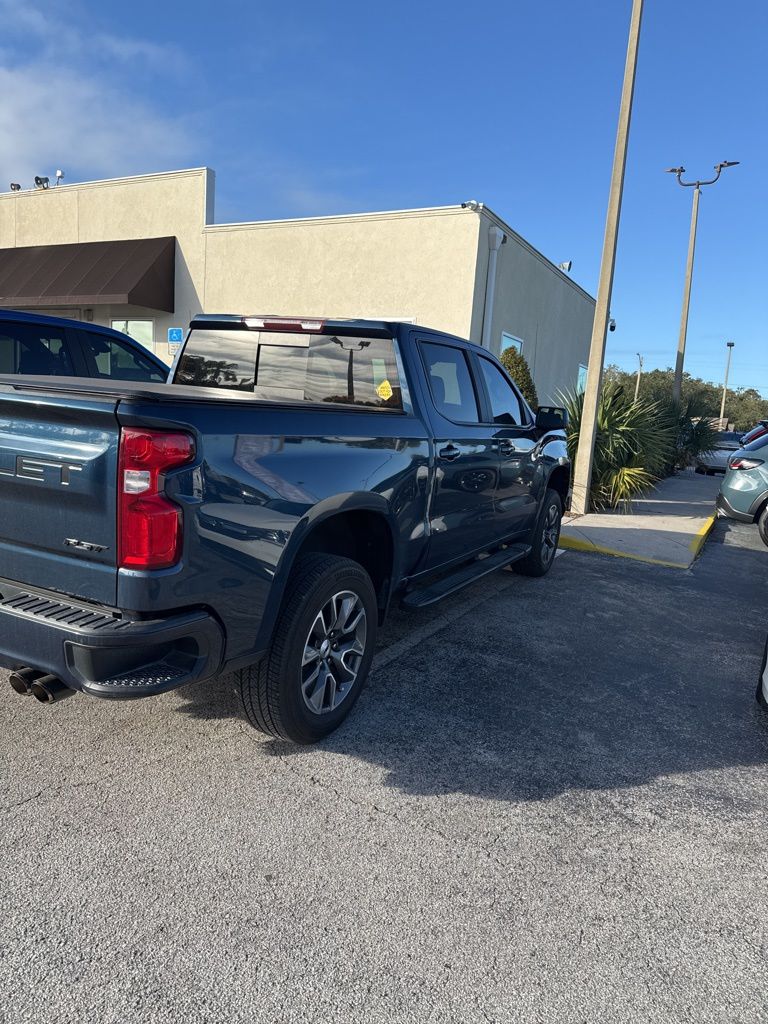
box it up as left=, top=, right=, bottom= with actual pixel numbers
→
left=1, top=0, right=766, bottom=393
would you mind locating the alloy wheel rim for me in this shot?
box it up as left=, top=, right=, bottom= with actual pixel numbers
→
left=301, top=590, right=367, bottom=715
left=541, top=503, right=560, bottom=564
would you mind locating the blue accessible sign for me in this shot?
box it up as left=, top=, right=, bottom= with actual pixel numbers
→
left=167, top=327, right=184, bottom=343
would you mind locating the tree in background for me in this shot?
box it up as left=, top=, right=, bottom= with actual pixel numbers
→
left=500, top=347, right=538, bottom=408
left=603, top=364, right=768, bottom=432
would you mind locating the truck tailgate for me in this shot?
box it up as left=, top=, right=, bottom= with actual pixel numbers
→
left=0, top=386, right=119, bottom=605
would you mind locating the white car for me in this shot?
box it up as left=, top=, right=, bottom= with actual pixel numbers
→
left=696, top=432, right=743, bottom=475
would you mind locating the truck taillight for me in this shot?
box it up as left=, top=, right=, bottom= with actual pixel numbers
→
left=118, top=429, right=195, bottom=570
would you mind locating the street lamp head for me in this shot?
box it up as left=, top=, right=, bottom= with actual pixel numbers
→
left=717, top=161, right=740, bottom=170
left=726, top=341, right=735, bottom=348
left=664, top=166, right=685, bottom=174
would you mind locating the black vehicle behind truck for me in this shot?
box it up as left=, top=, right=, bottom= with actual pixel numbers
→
left=0, top=316, right=569, bottom=742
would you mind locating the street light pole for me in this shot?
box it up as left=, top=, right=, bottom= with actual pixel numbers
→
left=571, top=0, right=644, bottom=516
left=666, top=161, right=739, bottom=402
left=634, top=352, right=643, bottom=402
left=719, top=341, right=735, bottom=427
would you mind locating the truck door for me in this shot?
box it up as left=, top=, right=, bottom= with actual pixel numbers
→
left=473, top=353, right=539, bottom=539
left=419, top=340, right=498, bottom=570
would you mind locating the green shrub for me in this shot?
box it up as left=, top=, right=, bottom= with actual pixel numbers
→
left=500, top=347, right=538, bottom=408
left=561, top=384, right=676, bottom=510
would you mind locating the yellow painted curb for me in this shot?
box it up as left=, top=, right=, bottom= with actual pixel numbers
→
left=558, top=532, right=689, bottom=569
left=689, top=513, right=717, bottom=555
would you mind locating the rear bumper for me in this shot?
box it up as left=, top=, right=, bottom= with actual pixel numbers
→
left=0, top=578, right=223, bottom=698
left=715, top=492, right=753, bottom=524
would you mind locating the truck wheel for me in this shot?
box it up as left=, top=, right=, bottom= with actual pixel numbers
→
left=758, top=506, right=768, bottom=549
left=513, top=488, right=562, bottom=578
left=237, top=554, right=378, bottom=743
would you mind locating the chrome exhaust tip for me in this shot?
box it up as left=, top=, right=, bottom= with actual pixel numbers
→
left=8, top=667, right=44, bottom=696
left=29, top=674, right=77, bottom=704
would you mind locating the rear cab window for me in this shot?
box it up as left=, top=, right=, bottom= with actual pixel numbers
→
left=174, top=328, right=404, bottom=411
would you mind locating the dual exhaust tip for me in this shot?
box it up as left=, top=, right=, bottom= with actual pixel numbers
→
left=8, top=667, right=76, bottom=704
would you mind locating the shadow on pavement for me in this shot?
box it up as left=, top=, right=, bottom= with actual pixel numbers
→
left=175, top=530, right=768, bottom=804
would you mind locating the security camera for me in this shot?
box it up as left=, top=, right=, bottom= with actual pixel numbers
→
left=608, top=319, right=616, bottom=332
left=55, top=169, right=64, bottom=184
left=461, top=199, right=480, bottom=211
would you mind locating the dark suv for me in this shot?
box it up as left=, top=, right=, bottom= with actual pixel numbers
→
left=0, top=310, right=168, bottom=382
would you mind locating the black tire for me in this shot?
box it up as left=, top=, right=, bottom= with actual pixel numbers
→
left=758, top=506, right=768, bottom=549
left=513, top=488, right=562, bottom=578
left=237, top=553, right=378, bottom=743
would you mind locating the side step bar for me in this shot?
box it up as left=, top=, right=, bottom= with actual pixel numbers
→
left=401, top=544, right=530, bottom=610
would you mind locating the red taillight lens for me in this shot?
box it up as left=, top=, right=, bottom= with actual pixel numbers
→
left=729, top=456, right=764, bottom=471
left=118, top=429, right=195, bottom=569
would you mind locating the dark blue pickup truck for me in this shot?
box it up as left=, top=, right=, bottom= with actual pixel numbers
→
left=0, top=315, right=570, bottom=742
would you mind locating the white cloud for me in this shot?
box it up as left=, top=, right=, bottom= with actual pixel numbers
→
left=0, top=1, right=193, bottom=190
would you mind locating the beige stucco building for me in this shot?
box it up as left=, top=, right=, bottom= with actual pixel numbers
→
left=0, top=166, right=594, bottom=405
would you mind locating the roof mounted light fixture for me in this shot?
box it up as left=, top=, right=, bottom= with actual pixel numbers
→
left=558, top=260, right=572, bottom=272
left=461, top=199, right=480, bottom=211
left=34, top=175, right=49, bottom=190
left=55, top=169, right=64, bottom=185
left=10, top=183, right=21, bottom=192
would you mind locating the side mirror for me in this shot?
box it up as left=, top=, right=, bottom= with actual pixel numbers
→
left=535, top=406, right=568, bottom=432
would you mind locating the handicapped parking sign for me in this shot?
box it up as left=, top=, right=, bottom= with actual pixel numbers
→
left=167, top=327, right=184, bottom=343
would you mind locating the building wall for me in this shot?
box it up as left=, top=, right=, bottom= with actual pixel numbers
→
left=0, top=168, right=213, bottom=364
left=0, top=168, right=594, bottom=400
left=469, top=210, right=595, bottom=406
left=203, top=208, right=480, bottom=339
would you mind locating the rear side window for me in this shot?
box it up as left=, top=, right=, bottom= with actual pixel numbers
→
left=421, top=342, right=479, bottom=423
left=0, top=321, right=74, bottom=375
left=78, top=330, right=167, bottom=383
left=175, top=330, right=404, bottom=411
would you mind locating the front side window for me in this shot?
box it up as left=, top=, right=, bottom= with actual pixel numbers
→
left=421, top=342, right=479, bottom=423
left=477, top=357, right=525, bottom=426
left=174, top=330, right=403, bottom=411
left=0, top=322, right=74, bottom=375
left=79, top=331, right=167, bottom=383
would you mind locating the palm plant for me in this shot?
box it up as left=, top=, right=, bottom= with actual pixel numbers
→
left=657, top=396, right=719, bottom=469
left=561, top=384, right=676, bottom=510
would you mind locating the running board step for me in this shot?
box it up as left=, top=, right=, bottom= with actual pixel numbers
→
left=401, top=544, right=531, bottom=609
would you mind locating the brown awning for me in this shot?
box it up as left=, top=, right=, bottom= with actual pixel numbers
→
left=0, top=236, right=176, bottom=312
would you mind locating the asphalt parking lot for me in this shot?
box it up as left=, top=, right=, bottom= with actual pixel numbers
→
left=2, top=518, right=767, bottom=1024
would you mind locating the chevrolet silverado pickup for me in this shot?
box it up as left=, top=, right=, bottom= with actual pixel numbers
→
left=0, top=315, right=570, bottom=743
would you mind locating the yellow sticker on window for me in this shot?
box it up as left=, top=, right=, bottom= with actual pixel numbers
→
left=376, top=379, right=393, bottom=401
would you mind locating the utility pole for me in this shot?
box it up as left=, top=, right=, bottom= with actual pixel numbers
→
left=719, top=341, right=735, bottom=427
left=634, top=352, right=643, bottom=402
left=666, top=161, right=739, bottom=402
left=572, top=0, right=644, bottom=516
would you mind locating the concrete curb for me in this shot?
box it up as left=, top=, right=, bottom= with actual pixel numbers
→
left=558, top=510, right=718, bottom=570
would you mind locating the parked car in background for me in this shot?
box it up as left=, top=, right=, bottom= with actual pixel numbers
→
left=695, top=431, right=743, bottom=475
left=716, top=434, right=768, bottom=546
left=740, top=421, right=768, bottom=447
left=0, top=310, right=168, bottom=382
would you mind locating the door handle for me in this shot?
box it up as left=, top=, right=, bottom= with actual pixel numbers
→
left=438, top=444, right=461, bottom=462
left=496, top=439, right=516, bottom=455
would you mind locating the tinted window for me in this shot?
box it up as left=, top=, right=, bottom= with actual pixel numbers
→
left=0, top=322, right=74, bottom=376
left=477, top=357, right=525, bottom=425
left=79, top=331, right=166, bottom=383
left=175, top=330, right=403, bottom=410
left=421, top=342, right=479, bottom=423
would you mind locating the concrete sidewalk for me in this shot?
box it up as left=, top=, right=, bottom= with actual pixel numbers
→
left=560, top=471, right=721, bottom=568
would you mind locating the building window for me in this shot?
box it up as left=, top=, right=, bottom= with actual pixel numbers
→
left=111, top=319, right=154, bottom=353
left=500, top=332, right=523, bottom=355
left=577, top=364, right=588, bottom=394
